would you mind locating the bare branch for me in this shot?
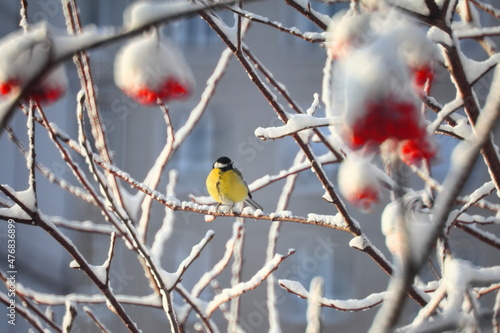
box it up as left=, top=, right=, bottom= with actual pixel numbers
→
left=84, top=306, right=111, bottom=333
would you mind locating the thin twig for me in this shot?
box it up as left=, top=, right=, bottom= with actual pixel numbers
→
left=62, top=0, right=129, bottom=217
left=228, top=6, right=325, bottom=43
left=138, top=101, right=176, bottom=242
left=27, top=103, right=38, bottom=206
left=0, top=186, right=140, bottom=333
left=205, top=250, right=295, bottom=316
left=0, top=292, right=46, bottom=332
left=84, top=306, right=111, bottom=333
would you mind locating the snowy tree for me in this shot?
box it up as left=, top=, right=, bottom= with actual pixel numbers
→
left=0, top=0, right=500, bottom=332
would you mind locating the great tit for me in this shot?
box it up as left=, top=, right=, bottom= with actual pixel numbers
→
left=206, top=156, right=263, bottom=211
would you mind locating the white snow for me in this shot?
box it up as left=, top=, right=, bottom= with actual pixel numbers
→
left=192, top=222, right=243, bottom=297
left=467, top=181, right=495, bottom=204
left=119, top=185, right=143, bottom=221
left=52, top=25, right=115, bottom=59
left=462, top=52, right=500, bottom=83
left=427, top=26, right=453, bottom=46
left=326, top=10, right=374, bottom=59
left=0, top=24, right=49, bottom=83
left=455, top=26, right=500, bottom=39
left=429, top=96, right=464, bottom=134
left=0, top=186, right=36, bottom=220
left=428, top=257, right=500, bottom=321
left=0, top=23, right=68, bottom=99
left=89, top=264, right=108, bottom=285
left=204, top=214, right=216, bottom=223
left=255, top=115, right=341, bottom=140
left=62, top=301, right=76, bottom=330
left=349, top=235, right=368, bottom=250
left=381, top=193, right=433, bottom=262
left=306, top=277, right=323, bottom=333
left=307, top=213, right=347, bottom=229
left=69, top=260, right=80, bottom=269
left=151, top=177, right=178, bottom=262
left=328, top=9, right=436, bottom=118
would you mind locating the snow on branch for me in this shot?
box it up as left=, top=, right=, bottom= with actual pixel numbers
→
left=405, top=256, right=500, bottom=331
left=168, top=230, right=215, bottom=291
left=94, top=155, right=354, bottom=231
left=205, top=249, right=295, bottom=316
left=191, top=222, right=244, bottom=297
left=279, top=279, right=385, bottom=312
left=284, top=0, right=331, bottom=30
left=306, top=277, right=324, bottom=333
left=255, top=114, right=341, bottom=140
left=228, top=6, right=326, bottom=43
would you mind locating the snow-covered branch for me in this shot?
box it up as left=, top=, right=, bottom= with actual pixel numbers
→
left=279, top=279, right=385, bottom=312
left=205, top=249, right=295, bottom=316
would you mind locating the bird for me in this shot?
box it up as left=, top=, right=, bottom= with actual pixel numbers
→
left=206, top=156, right=263, bottom=211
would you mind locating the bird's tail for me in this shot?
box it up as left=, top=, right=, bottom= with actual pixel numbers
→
left=245, top=198, right=263, bottom=211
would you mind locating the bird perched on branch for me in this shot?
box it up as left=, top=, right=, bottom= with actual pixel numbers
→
left=206, top=156, right=263, bottom=211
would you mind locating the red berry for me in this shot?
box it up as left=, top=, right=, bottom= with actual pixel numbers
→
left=399, top=137, right=436, bottom=165
left=125, top=78, right=190, bottom=105
left=0, top=79, right=19, bottom=95
left=160, top=79, right=190, bottom=100
left=347, top=97, right=426, bottom=149
left=412, top=65, right=434, bottom=89
left=132, top=87, right=158, bottom=105
left=29, top=86, right=65, bottom=105
left=349, top=186, right=380, bottom=212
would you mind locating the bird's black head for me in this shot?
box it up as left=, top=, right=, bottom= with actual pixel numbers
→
left=213, top=156, right=233, bottom=170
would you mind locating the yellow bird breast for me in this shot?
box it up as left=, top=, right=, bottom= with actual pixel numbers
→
left=206, top=169, right=248, bottom=204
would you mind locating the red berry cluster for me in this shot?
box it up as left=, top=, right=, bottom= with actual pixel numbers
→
left=114, top=34, right=194, bottom=107
left=126, top=78, right=191, bottom=105
left=0, top=76, right=66, bottom=105
left=347, top=98, right=426, bottom=148
left=345, top=95, right=436, bottom=166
